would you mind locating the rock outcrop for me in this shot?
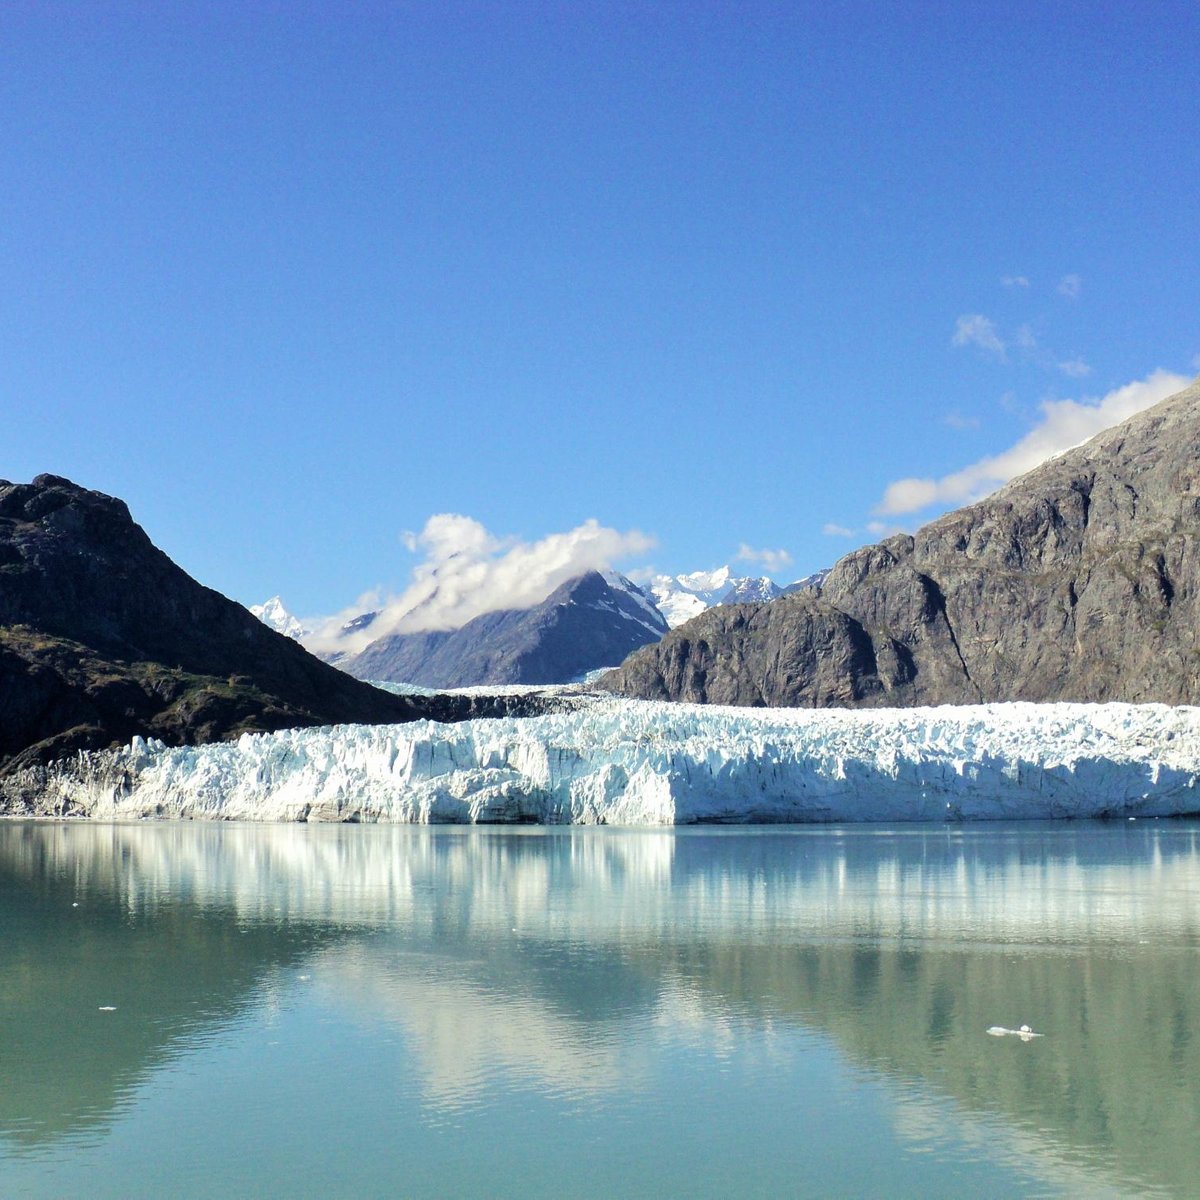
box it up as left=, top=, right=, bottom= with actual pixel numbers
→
left=602, top=376, right=1200, bottom=707
left=0, top=475, right=547, bottom=774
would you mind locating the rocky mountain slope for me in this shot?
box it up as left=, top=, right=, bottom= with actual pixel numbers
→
left=602, top=375, right=1200, bottom=707
left=0, top=476, right=543, bottom=775
left=341, top=570, right=668, bottom=687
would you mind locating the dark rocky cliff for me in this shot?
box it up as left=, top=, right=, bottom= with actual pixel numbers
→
left=602, top=376, right=1200, bottom=707
left=0, top=475, right=543, bottom=774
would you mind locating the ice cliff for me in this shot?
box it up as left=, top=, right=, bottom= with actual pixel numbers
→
left=20, top=698, right=1200, bottom=824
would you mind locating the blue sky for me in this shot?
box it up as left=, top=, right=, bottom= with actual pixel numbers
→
left=3, top=2, right=1198, bottom=618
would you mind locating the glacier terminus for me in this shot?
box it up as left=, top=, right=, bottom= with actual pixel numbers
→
left=18, top=697, right=1200, bottom=825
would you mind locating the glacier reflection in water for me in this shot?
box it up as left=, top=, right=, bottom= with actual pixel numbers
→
left=1, top=820, right=1199, bottom=1198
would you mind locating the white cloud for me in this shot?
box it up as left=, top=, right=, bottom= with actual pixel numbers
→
left=306, top=515, right=656, bottom=653
left=1057, top=273, right=1082, bottom=299
left=865, top=519, right=908, bottom=538
left=1001, top=275, right=1030, bottom=288
left=400, top=513, right=497, bottom=559
left=943, top=412, right=980, bottom=430
left=874, top=369, right=1190, bottom=517
left=1191, top=352, right=1200, bottom=371
left=1014, top=324, right=1038, bottom=352
left=735, top=543, right=793, bottom=573
left=822, top=523, right=855, bottom=538
left=623, top=565, right=658, bottom=586
left=952, top=314, right=1005, bottom=358
left=1057, top=358, right=1092, bottom=378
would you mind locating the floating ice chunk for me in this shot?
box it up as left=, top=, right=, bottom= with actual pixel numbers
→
left=987, top=1025, right=1043, bottom=1039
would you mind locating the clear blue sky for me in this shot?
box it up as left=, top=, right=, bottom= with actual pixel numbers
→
left=4, top=2, right=1198, bottom=616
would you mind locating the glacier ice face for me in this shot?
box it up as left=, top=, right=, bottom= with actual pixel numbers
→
left=30, top=698, right=1200, bottom=824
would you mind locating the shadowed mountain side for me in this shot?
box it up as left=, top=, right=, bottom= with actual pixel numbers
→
left=340, top=570, right=668, bottom=687
left=602, top=375, right=1200, bottom=706
left=0, top=476, right=550, bottom=775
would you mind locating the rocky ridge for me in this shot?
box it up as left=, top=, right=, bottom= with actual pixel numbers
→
left=602, top=376, right=1200, bottom=707
left=0, top=475, right=551, bottom=777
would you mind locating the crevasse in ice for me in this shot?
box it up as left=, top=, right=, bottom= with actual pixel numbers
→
left=45, top=697, right=1200, bottom=824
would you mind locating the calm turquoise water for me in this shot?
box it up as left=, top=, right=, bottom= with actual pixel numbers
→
left=2, top=820, right=1199, bottom=1198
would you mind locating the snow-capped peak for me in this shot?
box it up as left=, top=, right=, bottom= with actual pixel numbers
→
left=649, top=566, right=783, bottom=628
left=782, top=568, right=830, bottom=595
left=674, top=566, right=732, bottom=594
left=248, top=596, right=309, bottom=641
left=594, top=570, right=671, bottom=638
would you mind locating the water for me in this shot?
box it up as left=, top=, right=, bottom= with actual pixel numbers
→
left=2, top=821, right=1199, bottom=1198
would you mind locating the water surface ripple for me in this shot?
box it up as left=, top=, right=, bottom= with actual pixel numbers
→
left=1, top=820, right=1197, bottom=1198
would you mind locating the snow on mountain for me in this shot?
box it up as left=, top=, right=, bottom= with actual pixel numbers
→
left=248, top=596, right=309, bottom=640
left=339, top=610, right=379, bottom=636
left=721, top=576, right=784, bottom=605
left=782, top=568, right=830, bottom=595
left=35, top=699, right=1200, bottom=824
left=339, top=571, right=669, bottom=687
left=598, top=570, right=669, bottom=637
left=650, top=566, right=783, bottom=627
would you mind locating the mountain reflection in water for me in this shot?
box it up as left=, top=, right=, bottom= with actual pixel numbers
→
left=1, top=820, right=1198, bottom=1198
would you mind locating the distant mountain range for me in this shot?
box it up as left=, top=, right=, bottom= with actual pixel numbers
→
left=603, top=375, right=1200, bottom=708
left=339, top=570, right=669, bottom=687
left=251, top=563, right=827, bottom=686
left=648, top=565, right=828, bottom=627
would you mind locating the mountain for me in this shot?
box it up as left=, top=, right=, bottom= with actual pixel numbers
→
left=341, top=570, right=669, bottom=687
left=602, top=376, right=1200, bottom=708
left=650, top=567, right=784, bottom=627
left=0, top=475, right=544, bottom=776
left=781, top=568, right=830, bottom=595
left=247, top=599, right=379, bottom=666
left=721, top=575, right=784, bottom=604
left=339, top=610, right=379, bottom=636
left=249, top=595, right=308, bottom=640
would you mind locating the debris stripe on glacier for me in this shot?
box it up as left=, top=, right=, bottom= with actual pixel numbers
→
left=42, top=699, right=1200, bottom=824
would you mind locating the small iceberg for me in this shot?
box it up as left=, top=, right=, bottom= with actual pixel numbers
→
left=987, top=1024, right=1043, bottom=1040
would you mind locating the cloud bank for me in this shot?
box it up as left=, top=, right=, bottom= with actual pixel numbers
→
left=875, top=370, right=1190, bottom=517
left=307, top=515, right=656, bottom=653
left=735, top=543, right=793, bottom=573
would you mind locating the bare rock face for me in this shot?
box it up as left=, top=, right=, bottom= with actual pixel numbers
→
left=603, top=376, right=1200, bottom=707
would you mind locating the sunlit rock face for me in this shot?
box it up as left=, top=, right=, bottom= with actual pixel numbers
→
left=604, top=377, right=1200, bottom=707
left=9, top=698, right=1200, bottom=823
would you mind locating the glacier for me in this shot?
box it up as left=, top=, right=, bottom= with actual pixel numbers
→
left=22, top=697, right=1200, bottom=824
